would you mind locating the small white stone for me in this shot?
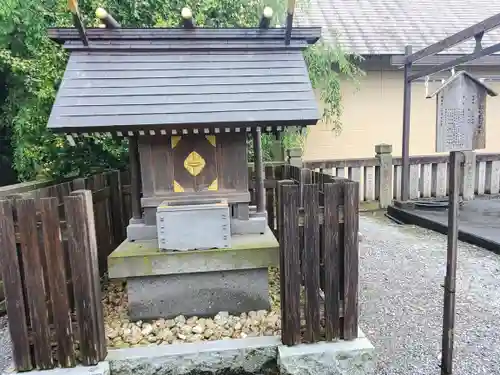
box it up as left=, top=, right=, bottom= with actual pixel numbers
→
left=192, top=325, right=204, bottom=334
left=257, top=310, right=267, bottom=318
left=204, top=329, right=214, bottom=339
left=175, top=315, right=186, bottom=324
left=141, top=324, right=153, bottom=336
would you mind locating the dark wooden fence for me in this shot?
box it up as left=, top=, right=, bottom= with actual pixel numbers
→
left=274, top=165, right=360, bottom=345
left=0, top=192, right=106, bottom=371
left=4, top=170, right=128, bottom=275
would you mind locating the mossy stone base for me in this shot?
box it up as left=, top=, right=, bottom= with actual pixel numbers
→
left=108, top=227, right=279, bottom=279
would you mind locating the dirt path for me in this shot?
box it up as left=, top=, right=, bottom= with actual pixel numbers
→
left=359, top=213, right=500, bottom=374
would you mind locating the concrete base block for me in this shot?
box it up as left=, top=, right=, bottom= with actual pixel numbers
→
left=249, top=205, right=268, bottom=218
left=3, top=362, right=109, bottom=375
left=126, top=223, right=157, bottom=241
left=128, top=268, right=270, bottom=320
left=278, top=330, right=375, bottom=375
left=129, top=217, right=144, bottom=225
left=107, top=336, right=280, bottom=375
left=231, top=216, right=267, bottom=235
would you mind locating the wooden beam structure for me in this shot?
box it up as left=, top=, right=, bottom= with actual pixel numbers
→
left=405, top=12, right=500, bottom=64
left=408, top=41, right=500, bottom=81
left=253, top=129, right=266, bottom=213
left=128, top=136, right=142, bottom=221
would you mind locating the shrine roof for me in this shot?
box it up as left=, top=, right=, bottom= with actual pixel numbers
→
left=46, top=27, right=321, bottom=135
left=428, top=71, right=498, bottom=98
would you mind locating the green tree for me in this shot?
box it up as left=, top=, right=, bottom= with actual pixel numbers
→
left=0, top=0, right=361, bottom=180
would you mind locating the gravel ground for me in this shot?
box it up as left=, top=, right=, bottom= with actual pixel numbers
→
left=0, top=316, right=12, bottom=372
left=359, top=213, right=500, bottom=375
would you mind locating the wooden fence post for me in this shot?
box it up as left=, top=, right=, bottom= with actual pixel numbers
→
left=65, top=191, right=106, bottom=365
left=17, top=199, right=53, bottom=369
left=300, top=168, right=312, bottom=206
left=375, top=144, right=393, bottom=208
left=40, top=198, right=76, bottom=367
left=323, top=182, right=342, bottom=341
left=108, top=170, right=126, bottom=245
left=278, top=182, right=301, bottom=346
left=0, top=201, right=32, bottom=371
left=303, top=184, right=321, bottom=342
left=343, top=181, right=359, bottom=340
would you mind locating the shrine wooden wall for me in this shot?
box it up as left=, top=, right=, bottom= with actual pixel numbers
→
left=138, top=133, right=248, bottom=203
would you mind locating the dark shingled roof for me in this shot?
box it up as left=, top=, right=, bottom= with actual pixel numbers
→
left=47, top=28, right=321, bottom=134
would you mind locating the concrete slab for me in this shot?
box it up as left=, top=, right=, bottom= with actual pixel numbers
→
left=106, top=336, right=280, bottom=375
left=231, top=216, right=267, bottom=235
left=128, top=268, right=270, bottom=320
left=126, top=223, right=157, bottom=242
left=108, top=227, right=279, bottom=279
left=3, top=362, right=109, bottom=375
left=387, top=196, right=500, bottom=254
left=278, top=330, right=375, bottom=375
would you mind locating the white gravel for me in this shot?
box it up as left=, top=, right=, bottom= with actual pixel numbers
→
left=359, top=213, right=500, bottom=375
left=0, top=316, right=12, bottom=372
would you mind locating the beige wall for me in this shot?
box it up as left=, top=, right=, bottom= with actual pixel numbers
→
left=303, top=69, right=500, bottom=160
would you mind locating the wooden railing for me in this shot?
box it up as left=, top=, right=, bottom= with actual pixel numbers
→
left=301, top=145, right=500, bottom=207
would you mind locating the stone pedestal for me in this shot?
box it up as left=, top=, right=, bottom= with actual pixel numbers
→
left=108, top=227, right=279, bottom=320
left=128, top=268, right=269, bottom=320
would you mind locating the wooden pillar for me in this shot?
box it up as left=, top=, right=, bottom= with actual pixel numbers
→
left=253, top=128, right=266, bottom=213
left=401, top=45, right=413, bottom=201
left=128, top=136, right=142, bottom=221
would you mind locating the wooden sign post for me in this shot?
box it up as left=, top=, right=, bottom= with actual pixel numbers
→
left=428, top=71, right=497, bottom=375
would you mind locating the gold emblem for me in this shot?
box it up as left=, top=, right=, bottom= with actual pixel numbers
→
left=184, top=151, right=206, bottom=176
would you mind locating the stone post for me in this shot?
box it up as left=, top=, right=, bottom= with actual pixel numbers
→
left=375, top=144, right=393, bottom=208
left=461, top=150, right=476, bottom=201
left=287, top=147, right=303, bottom=168
left=271, top=135, right=285, bottom=162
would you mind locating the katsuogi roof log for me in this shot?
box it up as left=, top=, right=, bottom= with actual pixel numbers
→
left=47, top=27, right=321, bottom=136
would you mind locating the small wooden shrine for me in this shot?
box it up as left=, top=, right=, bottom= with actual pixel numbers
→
left=46, top=7, right=321, bottom=319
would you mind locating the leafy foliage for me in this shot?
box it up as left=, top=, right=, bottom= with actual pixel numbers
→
left=0, top=0, right=361, bottom=181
